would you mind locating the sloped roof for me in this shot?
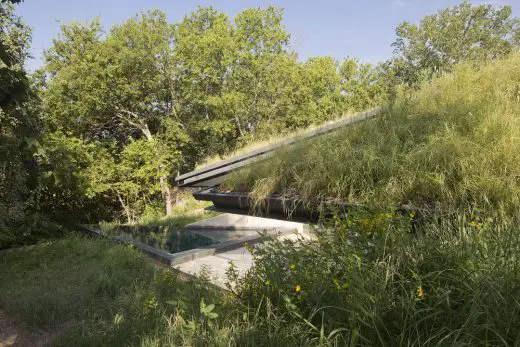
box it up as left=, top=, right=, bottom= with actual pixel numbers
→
left=174, top=109, right=378, bottom=190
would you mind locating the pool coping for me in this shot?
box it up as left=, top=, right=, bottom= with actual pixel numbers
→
left=78, top=224, right=295, bottom=266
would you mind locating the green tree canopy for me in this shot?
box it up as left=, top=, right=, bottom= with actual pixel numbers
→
left=0, top=2, right=41, bottom=244
left=340, top=57, right=382, bottom=111
left=39, top=6, right=375, bottom=222
left=391, top=1, right=520, bottom=85
left=43, top=11, right=188, bottom=219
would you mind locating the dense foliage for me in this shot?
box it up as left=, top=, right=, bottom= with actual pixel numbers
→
left=2, top=1, right=520, bottom=244
left=391, top=2, right=520, bottom=86
left=231, top=208, right=520, bottom=345
left=0, top=3, right=44, bottom=247
left=39, top=7, right=367, bottom=224
left=2, top=2, right=520, bottom=346
left=1, top=211, right=520, bottom=345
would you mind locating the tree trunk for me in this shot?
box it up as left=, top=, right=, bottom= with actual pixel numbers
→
left=160, top=177, right=174, bottom=216
left=116, top=192, right=132, bottom=224
left=139, top=124, right=174, bottom=217
left=235, top=115, right=245, bottom=137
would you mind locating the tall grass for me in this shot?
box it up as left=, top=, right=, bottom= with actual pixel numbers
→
left=221, top=54, right=520, bottom=345
left=236, top=208, right=520, bottom=346
left=195, top=111, right=360, bottom=169
left=0, top=234, right=328, bottom=346
left=3, top=219, right=520, bottom=345
left=223, top=54, right=520, bottom=214
left=0, top=235, right=221, bottom=345
left=3, top=55, right=520, bottom=346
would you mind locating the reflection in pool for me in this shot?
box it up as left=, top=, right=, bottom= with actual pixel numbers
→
left=109, top=225, right=219, bottom=253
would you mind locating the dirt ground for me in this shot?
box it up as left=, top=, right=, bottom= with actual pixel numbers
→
left=0, top=311, right=60, bottom=347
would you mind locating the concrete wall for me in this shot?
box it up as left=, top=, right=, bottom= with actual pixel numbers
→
left=186, top=213, right=310, bottom=234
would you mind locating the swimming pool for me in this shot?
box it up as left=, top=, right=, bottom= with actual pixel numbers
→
left=108, top=225, right=219, bottom=253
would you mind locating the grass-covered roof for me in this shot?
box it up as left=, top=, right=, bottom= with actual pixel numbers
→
left=223, top=54, right=520, bottom=214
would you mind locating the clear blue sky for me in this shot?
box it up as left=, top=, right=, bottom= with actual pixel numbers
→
left=16, top=0, right=520, bottom=71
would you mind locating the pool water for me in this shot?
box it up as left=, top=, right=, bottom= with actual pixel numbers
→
left=110, top=225, right=219, bottom=253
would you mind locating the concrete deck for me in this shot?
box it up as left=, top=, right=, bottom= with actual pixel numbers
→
left=186, top=213, right=309, bottom=233
left=175, top=246, right=253, bottom=288
left=176, top=214, right=313, bottom=288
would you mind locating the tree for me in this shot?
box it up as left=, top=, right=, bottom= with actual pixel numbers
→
left=171, top=6, right=311, bottom=156
left=340, top=57, right=382, bottom=111
left=40, top=6, right=352, bottom=222
left=43, top=11, right=188, bottom=217
left=172, top=6, right=237, bottom=160
left=391, top=1, right=520, bottom=85
left=268, top=56, right=344, bottom=130
left=0, top=2, right=31, bottom=109
left=0, top=2, right=40, bottom=245
left=227, top=6, right=293, bottom=135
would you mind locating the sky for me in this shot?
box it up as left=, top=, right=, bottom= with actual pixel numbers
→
left=16, top=0, right=520, bottom=71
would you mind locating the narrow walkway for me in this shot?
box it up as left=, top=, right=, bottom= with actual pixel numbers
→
left=175, top=247, right=252, bottom=288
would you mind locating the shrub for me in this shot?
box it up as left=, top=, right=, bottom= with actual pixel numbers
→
left=236, top=208, right=520, bottom=345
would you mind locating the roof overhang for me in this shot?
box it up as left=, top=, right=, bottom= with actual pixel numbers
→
left=174, top=109, right=378, bottom=189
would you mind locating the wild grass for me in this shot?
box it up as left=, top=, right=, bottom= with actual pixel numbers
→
left=223, top=54, right=520, bottom=214
left=195, top=111, right=361, bottom=169
left=218, top=54, right=520, bottom=345
left=3, top=56, right=520, bottom=346
left=3, top=215, right=520, bottom=345
left=238, top=208, right=520, bottom=346
left=0, top=234, right=323, bottom=346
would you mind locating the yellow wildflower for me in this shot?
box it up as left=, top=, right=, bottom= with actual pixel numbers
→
left=469, top=220, right=483, bottom=229
left=295, top=284, right=301, bottom=293
left=417, top=285, right=425, bottom=299
left=290, top=263, right=296, bottom=271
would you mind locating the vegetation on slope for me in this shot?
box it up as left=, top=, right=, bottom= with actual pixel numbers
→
left=3, top=214, right=520, bottom=345
left=224, top=54, right=520, bottom=214
left=1, top=3, right=520, bottom=345
left=220, top=53, right=520, bottom=346
left=39, top=7, right=376, bottom=224
left=3, top=1, right=520, bottom=244
left=0, top=235, right=347, bottom=346
left=236, top=210, right=520, bottom=345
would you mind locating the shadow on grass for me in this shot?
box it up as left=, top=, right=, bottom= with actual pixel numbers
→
left=0, top=234, right=229, bottom=345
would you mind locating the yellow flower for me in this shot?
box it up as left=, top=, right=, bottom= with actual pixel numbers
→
left=145, top=296, right=158, bottom=311
left=417, top=285, right=425, bottom=299
left=290, top=263, right=296, bottom=271
left=295, top=284, right=301, bottom=293
left=469, top=220, right=483, bottom=229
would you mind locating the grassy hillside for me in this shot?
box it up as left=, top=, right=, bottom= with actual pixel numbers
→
left=215, top=54, right=520, bottom=345
left=194, top=111, right=364, bottom=169
left=223, top=54, right=520, bottom=214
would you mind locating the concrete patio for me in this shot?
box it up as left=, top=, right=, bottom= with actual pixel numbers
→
left=174, top=213, right=311, bottom=288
